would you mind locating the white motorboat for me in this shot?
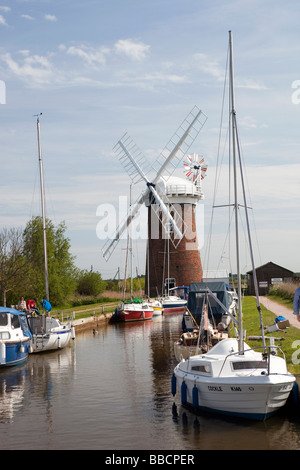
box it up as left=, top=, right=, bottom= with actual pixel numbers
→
left=172, top=31, right=295, bottom=420
left=28, top=314, right=75, bottom=352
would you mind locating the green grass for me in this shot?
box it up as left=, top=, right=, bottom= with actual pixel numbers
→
left=51, top=300, right=118, bottom=320
left=266, top=294, right=293, bottom=310
left=231, top=296, right=300, bottom=375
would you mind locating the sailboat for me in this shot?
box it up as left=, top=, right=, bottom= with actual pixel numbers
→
left=27, top=114, right=75, bottom=352
left=172, top=32, right=295, bottom=420
left=112, top=185, right=154, bottom=323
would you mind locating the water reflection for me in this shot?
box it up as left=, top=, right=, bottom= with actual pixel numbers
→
left=0, top=366, right=27, bottom=423
left=170, top=402, right=300, bottom=450
left=0, top=315, right=300, bottom=450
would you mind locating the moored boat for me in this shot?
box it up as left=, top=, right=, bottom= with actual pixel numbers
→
left=27, top=115, right=75, bottom=353
left=27, top=313, right=75, bottom=352
left=149, top=299, right=163, bottom=316
left=160, top=295, right=187, bottom=315
left=112, top=299, right=153, bottom=322
left=173, top=337, right=295, bottom=420
left=0, top=307, right=32, bottom=367
left=174, top=324, right=229, bottom=362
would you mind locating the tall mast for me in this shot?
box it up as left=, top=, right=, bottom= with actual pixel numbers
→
left=36, top=113, right=49, bottom=302
left=229, top=31, right=243, bottom=354
left=130, top=183, right=133, bottom=301
left=228, top=31, right=266, bottom=353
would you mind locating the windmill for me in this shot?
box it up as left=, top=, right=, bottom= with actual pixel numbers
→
left=102, top=106, right=207, bottom=296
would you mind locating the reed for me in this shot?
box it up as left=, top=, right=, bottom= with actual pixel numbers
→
left=269, top=282, right=300, bottom=302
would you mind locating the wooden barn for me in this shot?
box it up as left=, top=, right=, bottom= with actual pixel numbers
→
left=247, top=261, right=294, bottom=295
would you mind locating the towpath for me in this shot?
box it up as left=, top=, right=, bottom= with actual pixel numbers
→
left=259, top=296, right=300, bottom=330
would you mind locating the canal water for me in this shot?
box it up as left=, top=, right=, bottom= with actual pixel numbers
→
left=1, top=314, right=300, bottom=451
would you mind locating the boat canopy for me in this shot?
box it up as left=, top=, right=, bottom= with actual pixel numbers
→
left=124, top=298, right=143, bottom=304
left=0, top=306, right=32, bottom=339
left=188, top=282, right=232, bottom=323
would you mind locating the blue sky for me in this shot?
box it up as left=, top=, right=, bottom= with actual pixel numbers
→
left=0, top=0, right=299, bottom=280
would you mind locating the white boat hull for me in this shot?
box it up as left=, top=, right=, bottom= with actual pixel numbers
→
left=173, top=338, right=295, bottom=420
left=31, top=328, right=73, bottom=352
left=29, top=316, right=75, bottom=353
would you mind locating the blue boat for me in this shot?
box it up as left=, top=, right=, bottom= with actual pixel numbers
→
left=0, top=307, right=32, bottom=367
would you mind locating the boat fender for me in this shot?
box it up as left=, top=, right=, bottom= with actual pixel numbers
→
left=19, top=343, right=25, bottom=354
left=71, top=326, right=75, bottom=340
left=192, top=384, right=199, bottom=409
left=292, top=381, right=299, bottom=405
left=171, top=374, right=177, bottom=396
left=57, top=336, right=61, bottom=349
left=0, top=342, right=6, bottom=364
left=181, top=381, right=187, bottom=405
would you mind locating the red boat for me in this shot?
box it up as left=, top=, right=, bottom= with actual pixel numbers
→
left=113, top=299, right=154, bottom=322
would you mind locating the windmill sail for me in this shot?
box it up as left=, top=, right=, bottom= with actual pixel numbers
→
left=102, top=191, right=147, bottom=261
left=152, top=106, right=207, bottom=181
left=102, top=106, right=207, bottom=261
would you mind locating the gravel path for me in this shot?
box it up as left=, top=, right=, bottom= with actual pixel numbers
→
left=259, top=296, right=300, bottom=330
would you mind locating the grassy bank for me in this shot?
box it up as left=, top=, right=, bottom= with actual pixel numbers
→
left=52, top=300, right=118, bottom=321
left=235, top=296, right=300, bottom=375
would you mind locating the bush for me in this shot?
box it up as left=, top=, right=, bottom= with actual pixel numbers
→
left=76, top=270, right=106, bottom=296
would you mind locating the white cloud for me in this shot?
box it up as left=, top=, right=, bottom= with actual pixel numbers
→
left=194, top=53, right=225, bottom=81
left=238, top=116, right=268, bottom=129
left=66, top=44, right=110, bottom=66
left=114, top=39, right=150, bottom=61
left=44, top=14, right=57, bottom=22
left=21, top=14, right=34, bottom=21
left=0, top=6, right=10, bottom=12
left=236, top=78, right=268, bottom=91
left=0, top=14, right=7, bottom=26
left=1, top=52, right=54, bottom=85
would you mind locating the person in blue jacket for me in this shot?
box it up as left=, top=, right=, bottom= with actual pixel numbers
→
left=293, top=286, right=300, bottom=322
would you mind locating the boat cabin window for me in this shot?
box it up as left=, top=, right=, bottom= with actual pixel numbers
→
left=232, top=361, right=268, bottom=370
left=20, top=316, right=29, bottom=333
left=191, top=364, right=211, bottom=374
left=0, top=313, right=8, bottom=326
left=11, top=314, right=20, bottom=329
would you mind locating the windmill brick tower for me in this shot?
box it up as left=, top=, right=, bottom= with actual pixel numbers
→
left=102, top=107, right=208, bottom=296
left=145, top=154, right=207, bottom=297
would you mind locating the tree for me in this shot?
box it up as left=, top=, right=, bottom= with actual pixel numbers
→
left=0, top=227, right=28, bottom=306
left=76, top=269, right=106, bottom=296
left=23, top=216, right=77, bottom=305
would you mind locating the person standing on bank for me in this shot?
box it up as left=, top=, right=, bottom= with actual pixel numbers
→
left=293, top=286, right=300, bottom=322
